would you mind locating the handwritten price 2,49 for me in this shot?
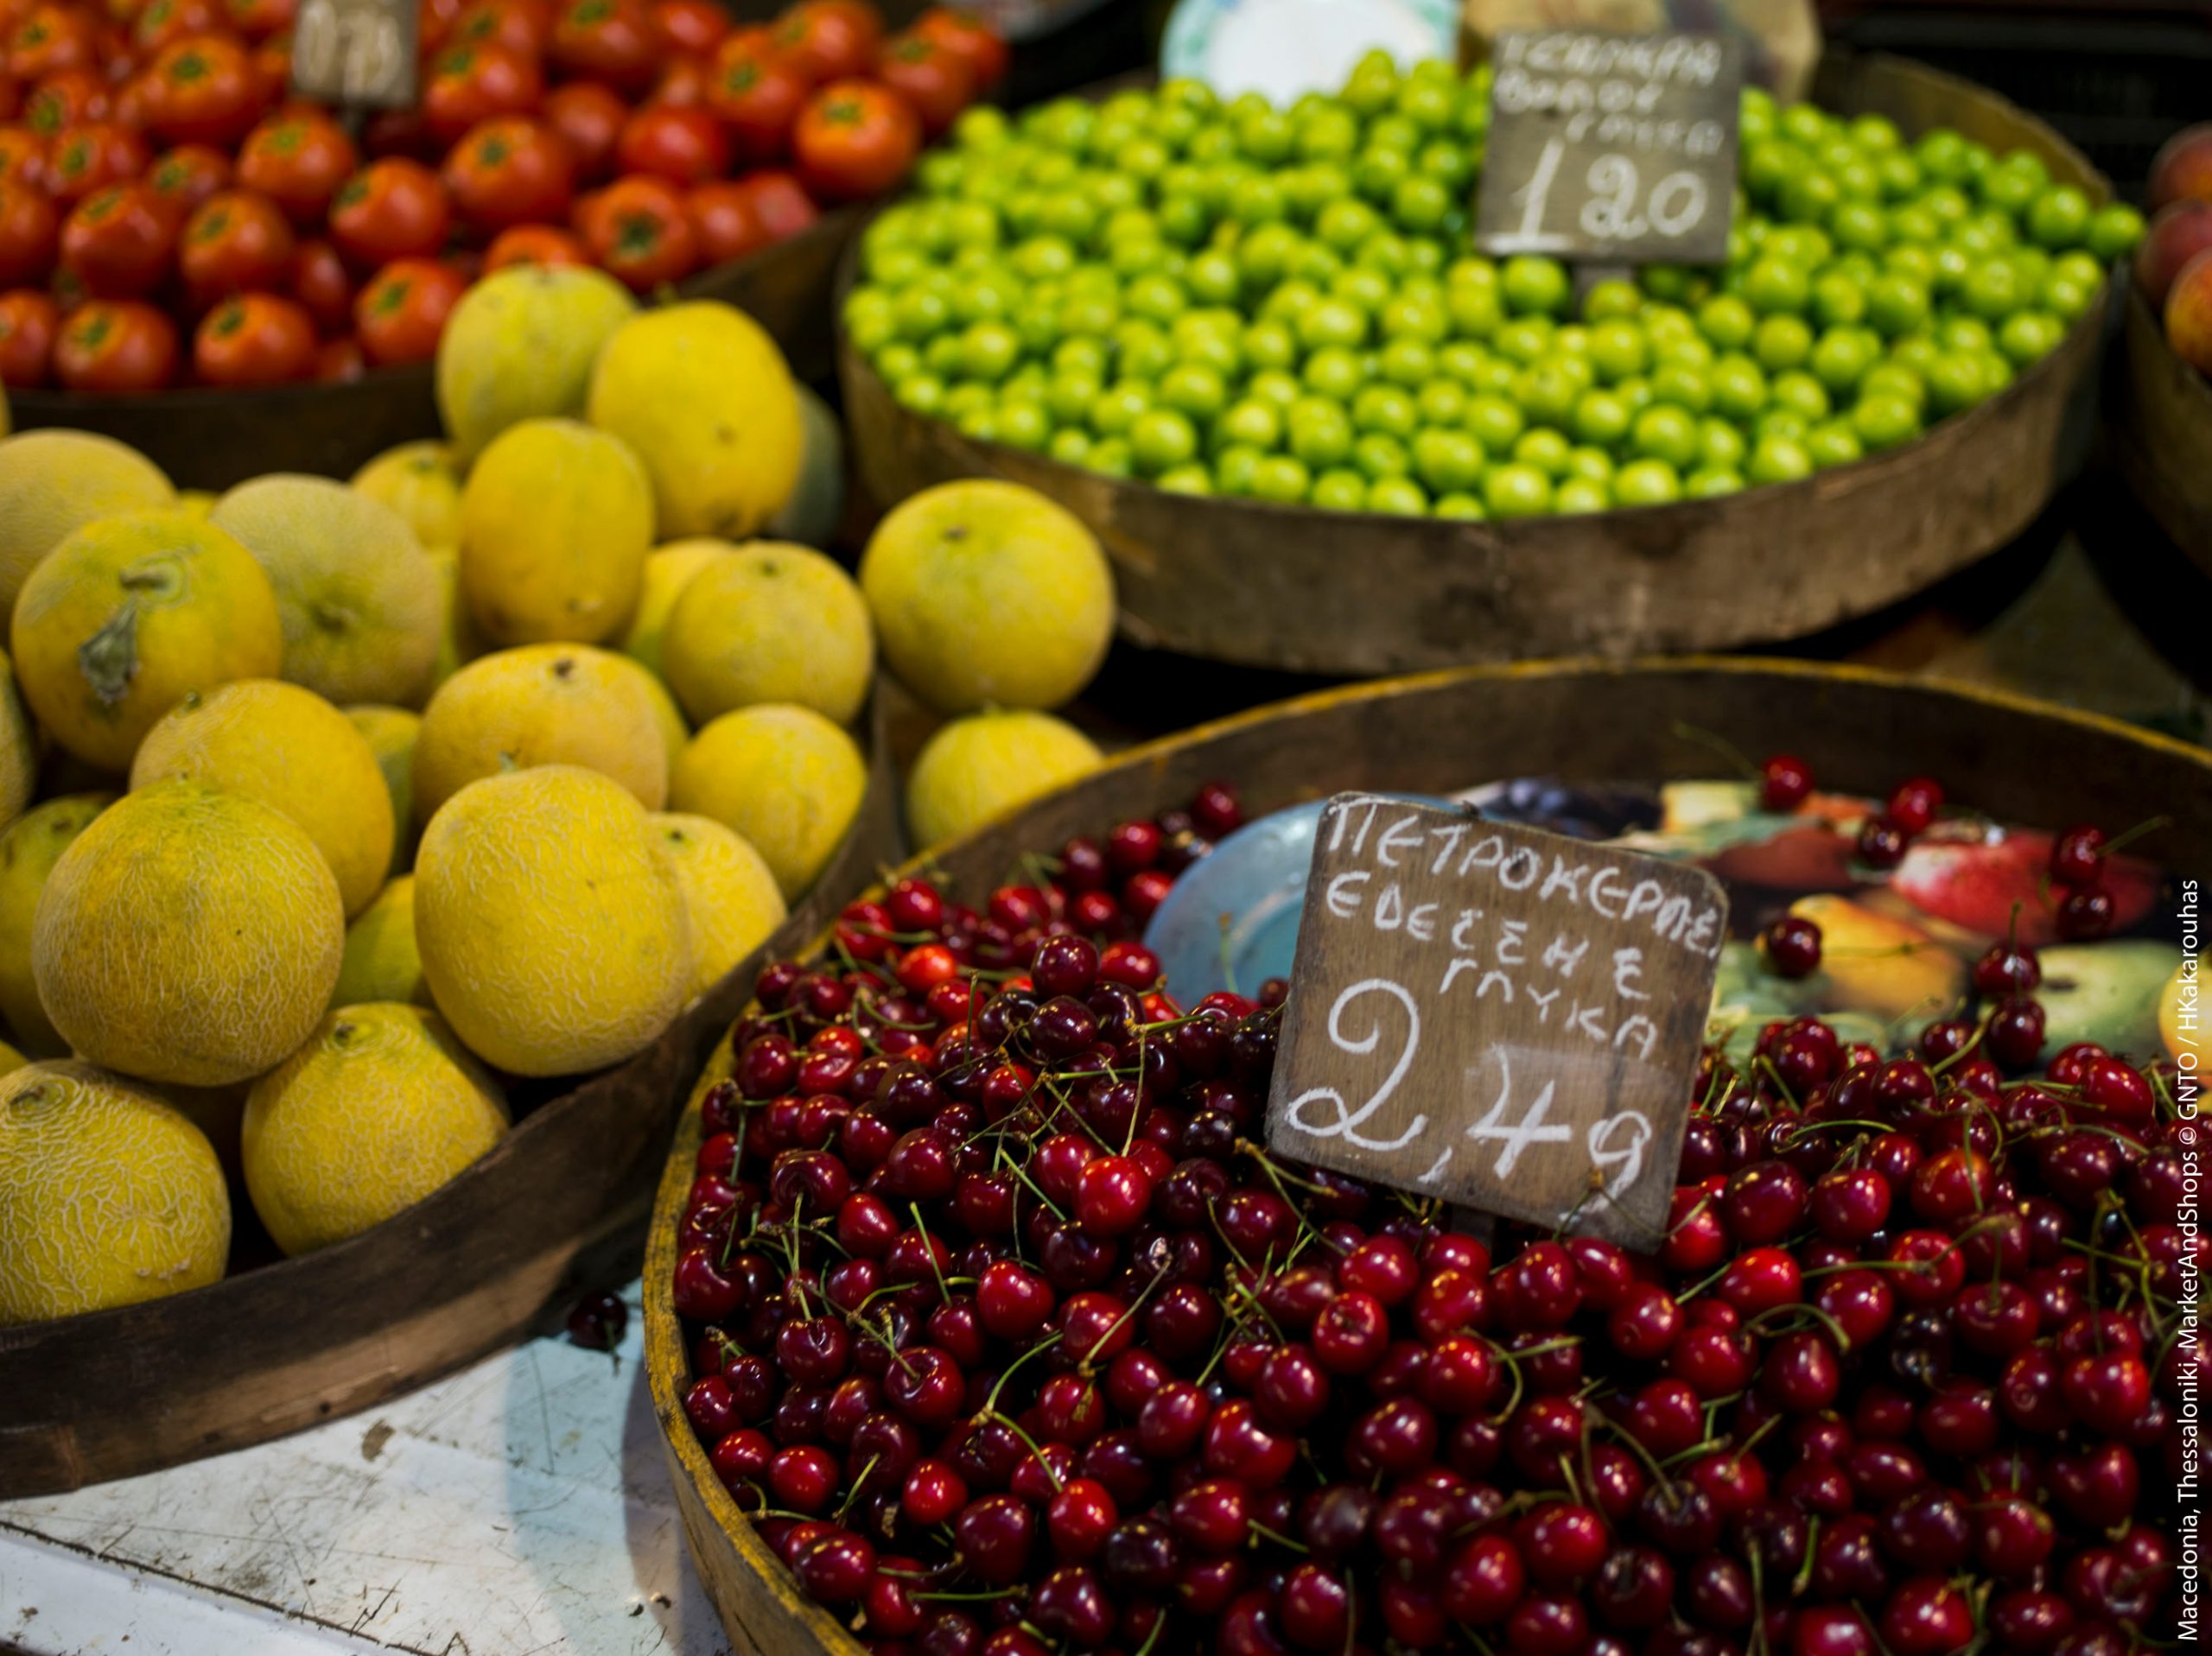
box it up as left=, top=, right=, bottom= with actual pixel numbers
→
left=1282, top=977, right=1655, bottom=1213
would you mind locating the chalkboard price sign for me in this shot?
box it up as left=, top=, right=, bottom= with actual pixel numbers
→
left=1473, top=31, right=1743, bottom=266
left=1263, top=795, right=1726, bottom=1247
left=290, top=0, right=418, bottom=109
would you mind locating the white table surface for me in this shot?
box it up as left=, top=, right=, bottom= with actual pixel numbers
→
left=0, top=1282, right=738, bottom=1656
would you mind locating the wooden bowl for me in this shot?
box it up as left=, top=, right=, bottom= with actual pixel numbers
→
left=6, top=206, right=866, bottom=494
left=2113, top=282, right=2212, bottom=582
left=841, top=54, right=2113, bottom=676
left=0, top=700, right=900, bottom=1499
left=644, top=657, right=2212, bottom=1655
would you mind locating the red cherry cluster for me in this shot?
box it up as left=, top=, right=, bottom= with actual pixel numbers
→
left=668, top=771, right=2187, bottom=1656
left=1762, top=751, right=1944, bottom=871
left=2048, top=826, right=2120, bottom=943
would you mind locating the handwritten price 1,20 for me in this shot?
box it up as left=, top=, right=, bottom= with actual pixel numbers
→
left=1510, top=137, right=1713, bottom=246
left=1282, top=976, right=1655, bottom=1207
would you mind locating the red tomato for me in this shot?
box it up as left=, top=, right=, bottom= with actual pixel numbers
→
left=0, top=79, right=15, bottom=125
left=442, top=113, right=572, bottom=232
left=0, top=284, right=57, bottom=383
left=421, top=42, right=542, bottom=147
left=8, top=4, right=99, bottom=81
left=59, top=179, right=174, bottom=295
left=769, top=0, right=879, bottom=84
left=685, top=176, right=763, bottom=267
left=483, top=219, right=584, bottom=269
left=0, top=122, right=43, bottom=186
left=24, top=66, right=109, bottom=133
left=736, top=166, right=814, bottom=242
left=222, top=0, right=294, bottom=39
left=54, top=295, right=176, bottom=390
left=652, top=0, right=722, bottom=55
left=706, top=31, right=804, bottom=162
left=235, top=110, right=355, bottom=225
left=179, top=185, right=292, bottom=301
left=289, top=232, right=346, bottom=329
left=41, top=120, right=147, bottom=202
left=548, top=0, right=659, bottom=94
left=146, top=142, right=232, bottom=220
left=142, top=35, right=266, bottom=147
left=327, top=156, right=448, bottom=269
left=447, top=0, right=550, bottom=56
left=361, top=105, right=431, bottom=160
left=130, top=0, right=221, bottom=53
left=613, top=101, right=722, bottom=185
left=646, top=52, right=707, bottom=109
left=575, top=171, right=693, bottom=289
left=791, top=77, right=915, bottom=202
left=417, top=0, right=464, bottom=52
left=0, top=175, right=54, bottom=282
left=314, top=329, right=359, bottom=379
left=352, top=254, right=463, bottom=364
left=193, top=288, right=314, bottom=382
left=912, top=5, right=1004, bottom=92
left=542, top=78, right=621, bottom=181
left=871, top=30, right=970, bottom=136
left=248, top=27, right=284, bottom=98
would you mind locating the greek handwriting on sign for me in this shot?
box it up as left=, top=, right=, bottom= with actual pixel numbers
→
left=289, top=0, right=417, bottom=109
left=1262, top=795, right=1726, bottom=1248
left=1473, top=30, right=1743, bottom=266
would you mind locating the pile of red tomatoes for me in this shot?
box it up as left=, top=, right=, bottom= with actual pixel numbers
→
left=0, top=0, right=1001, bottom=391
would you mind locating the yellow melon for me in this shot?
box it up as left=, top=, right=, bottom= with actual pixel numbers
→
left=10, top=511, right=284, bottom=773
left=414, top=765, right=690, bottom=1076
left=653, top=812, right=787, bottom=998
left=130, top=679, right=396, bottom=917
left=244, top=1004, right=508, bottom=1255
left=0, top=793, right=112, bottom=1056
left=0, top=430, right=174, bottom=620
left=659, top=541, right=874, bottom=727
left=32, top=781, right=345, bottom=1086
left=0, top=1059, right=229, bottom=1325
left=332, top=875, right=429, bottom=1009
left=412, top=643, right=669, bottom=824
left=670, top=704, right=867, bottom=900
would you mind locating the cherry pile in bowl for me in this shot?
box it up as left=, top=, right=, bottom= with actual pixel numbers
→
left=669, top=771, right=2185, bottom=1656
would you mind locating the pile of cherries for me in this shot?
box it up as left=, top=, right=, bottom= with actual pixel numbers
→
left=668, top=769, right=2187, bottom=1656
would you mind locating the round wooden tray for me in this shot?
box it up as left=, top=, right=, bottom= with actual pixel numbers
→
left=642, top=657, right=2212, bottom=1656
left=841, top=54, right=2112, bottom=677
left=2113, top=282, right=2212, bottom=581
left=6, top=206, right=866, bottom=494
left=0, top=699, right=899, bottom=1500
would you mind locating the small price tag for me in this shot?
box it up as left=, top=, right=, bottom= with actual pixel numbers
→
left=289, top=0, right=418, bottom=110
left=1263, top=795, right=1726, bottom=1248
left=1473, top=30, right=1742, bottom=266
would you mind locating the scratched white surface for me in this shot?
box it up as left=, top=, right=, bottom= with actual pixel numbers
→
left=0, top=1281, right=738, bottom=1656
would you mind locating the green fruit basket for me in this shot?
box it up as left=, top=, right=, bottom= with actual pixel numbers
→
left=643, top=657, right=2211, bottom=1656
left=0, top=697, right=899, bottom=1501
left=7, top=206, right=867, bottom=495
left=841, top=52, right=2115, bottom=676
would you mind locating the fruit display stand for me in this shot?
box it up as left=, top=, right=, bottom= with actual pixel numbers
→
left=0, top=701, right=899, bottom=1502
left=842, top=54, right=2115, bottom=676
left=2113, top=282, right=2212, bottom=582
left=641, top=656, right=2211, bottom=1656
left=6, top=210, right=865, bottom=492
